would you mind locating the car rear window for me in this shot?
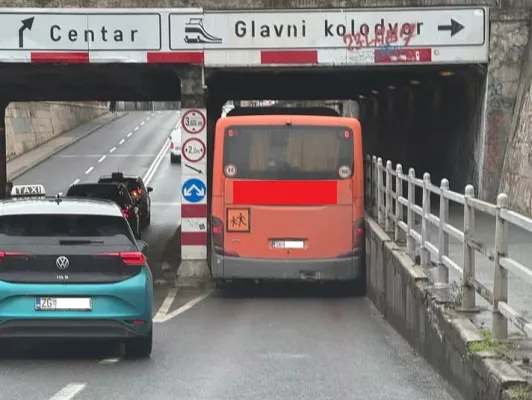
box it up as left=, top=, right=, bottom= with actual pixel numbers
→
left=66, top=185, right=129, bottom=207
left=223, top=125, right=354, bottom=180
left=0, top=214, right=134, bottom=241
left=99, top=178, right=140, bottom=192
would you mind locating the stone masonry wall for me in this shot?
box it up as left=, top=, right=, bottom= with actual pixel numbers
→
left=5, top=101, right=107, bottom=160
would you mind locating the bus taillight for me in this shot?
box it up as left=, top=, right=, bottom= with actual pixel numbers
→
left=211, top=216, right=240, bottom=257
left=211, top=216, right=224, bottom=254
left=354, top=220, right=365, bottom=249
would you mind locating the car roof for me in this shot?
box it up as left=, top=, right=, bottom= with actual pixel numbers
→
left=99, top=174, right=140, bottom=180
left=0, top=197, right=124, bottom=217
left=70, top=182, right=126, bottom=189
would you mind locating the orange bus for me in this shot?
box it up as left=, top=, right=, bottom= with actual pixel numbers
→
left=210, top=108, right=365, bottom=290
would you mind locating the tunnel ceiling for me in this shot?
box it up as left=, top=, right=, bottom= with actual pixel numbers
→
left=0, top=64, right=184, bottom=101
left=206, top=65, right=484, bottom=101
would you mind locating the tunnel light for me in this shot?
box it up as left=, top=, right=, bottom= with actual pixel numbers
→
left=410, top=80, right=421, bottom=85
left=372, top=90, right=379, bottom=95
left=388, top=85, right=396, bottom=90
left=358, top=95, right=366, bottom=99
left=440, top=71, right=455, bottom=77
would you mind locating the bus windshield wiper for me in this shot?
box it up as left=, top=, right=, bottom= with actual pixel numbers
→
left=59, top=239, right=105, bottom=245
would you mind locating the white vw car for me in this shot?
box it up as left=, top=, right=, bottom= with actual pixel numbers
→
left=169, top=125, right=182, bottom=164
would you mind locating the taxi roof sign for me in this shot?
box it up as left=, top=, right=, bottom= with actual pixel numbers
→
left=11, top=184, right=46, bottom=197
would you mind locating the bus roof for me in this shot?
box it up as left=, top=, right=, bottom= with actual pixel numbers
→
left=216, top=114, right=360, bottom=130
left=226, top=107, right=340, bottom=117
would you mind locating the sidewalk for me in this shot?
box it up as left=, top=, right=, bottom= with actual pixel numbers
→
left=7, top=112, right=128, bottom=181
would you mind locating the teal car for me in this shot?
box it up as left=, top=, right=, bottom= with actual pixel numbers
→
left=0, top=185, right=153, bottom=358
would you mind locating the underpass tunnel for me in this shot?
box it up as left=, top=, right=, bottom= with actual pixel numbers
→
left=0, top=63, right=187, bottom=198
left=206, top=65, right=486, bottom=194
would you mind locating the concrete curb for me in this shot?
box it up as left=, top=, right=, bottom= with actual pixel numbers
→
left=8, top=112, right=129, bottom=181
left=365, top=215, right=532, bottom=400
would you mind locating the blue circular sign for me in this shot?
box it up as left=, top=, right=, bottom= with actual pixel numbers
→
left=181, top=178, right=206, bottom=203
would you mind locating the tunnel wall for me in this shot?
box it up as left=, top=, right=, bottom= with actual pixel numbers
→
left=5, top=101, right=107, bottom=161
left=499, top=14, right=532, bottom=216
left=479, top=10, right=531, bottom=203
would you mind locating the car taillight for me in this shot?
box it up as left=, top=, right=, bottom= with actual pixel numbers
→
left=94, top=252, right=146, bottom=265
left=0, top=251, right=31, bottom=262
left=122, top=209, right=129, bottom=218
left=120, top=252, right=146, bottom=265
left=170, top=141, right=174, bottom=149
left=130, top=189, right=142, bottom=196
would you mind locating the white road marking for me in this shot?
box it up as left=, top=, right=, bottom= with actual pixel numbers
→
left=85, top=166, right=94, bottom=175
left=71, top=179, right=80, bottom=186
left=99, top=357, right=121, bottom=364
left=134, top=126, right=139, bottom=131
left=48, top=383, right=86, bottom=400
left=143, top=138, right=170, bottom=186
left=119, top=138, right=125, bottom=145
left=57, top=192, right=63, bottom=196
left=109, top=147, right=116, bottom=153
left=127, top=132, right=132, bottom=138
left=147, top=117, right=151, bottom=121
left=98, top=155, right=106, bottom=163
left=140, top=121, right=145, bottom=126
left=153, top=287, right=178, bottom=323
left=162, top=290, right=213, bottom=323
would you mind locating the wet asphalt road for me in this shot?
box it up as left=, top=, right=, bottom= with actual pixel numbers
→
left=1, top=112, right=463, bottom=400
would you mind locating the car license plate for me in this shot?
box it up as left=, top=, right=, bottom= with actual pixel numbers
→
left=35, top=297, right=92, bottom=311
left=271, top=240, right=304, bottom=249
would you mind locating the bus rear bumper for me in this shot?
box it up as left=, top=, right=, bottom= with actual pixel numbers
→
left=211, top=254, right=364, bottom=281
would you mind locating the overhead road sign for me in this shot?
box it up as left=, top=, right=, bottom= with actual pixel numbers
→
left=170, top=8, right=486, bottom=50
left=0, top=12, right=162, bottom=51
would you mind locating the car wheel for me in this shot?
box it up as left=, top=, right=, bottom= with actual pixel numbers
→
left=145, top=212, right=151, bottom=227
left=124, top=328, right=152, bottom=359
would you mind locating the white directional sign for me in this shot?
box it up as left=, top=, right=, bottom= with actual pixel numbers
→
left=170, top=8, right=486, bottom=50
left=0, top=12, right=162, bottom=51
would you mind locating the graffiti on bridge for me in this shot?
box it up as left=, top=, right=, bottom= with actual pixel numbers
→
left=487, top=81, right=514, bottom=110
left=343, top=23, right=418, bottom=51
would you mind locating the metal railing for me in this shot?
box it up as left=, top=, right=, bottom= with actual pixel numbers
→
left=365, top=155, right=532, bottom=340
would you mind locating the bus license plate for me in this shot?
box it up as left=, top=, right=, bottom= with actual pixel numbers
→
left=272, top=240, right=304, bottom=249
left=35, top=297, right=92, bottom=311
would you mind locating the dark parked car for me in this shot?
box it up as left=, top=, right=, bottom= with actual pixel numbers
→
left=65, top=182, right=141, bottom=239
left=98, top=172, right=152, bottom=228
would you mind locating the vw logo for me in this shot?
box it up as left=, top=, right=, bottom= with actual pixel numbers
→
left=56, top=256, right=70, bottom=270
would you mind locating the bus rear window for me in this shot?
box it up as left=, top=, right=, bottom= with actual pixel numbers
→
left=223, top=125, right=354, bottom=180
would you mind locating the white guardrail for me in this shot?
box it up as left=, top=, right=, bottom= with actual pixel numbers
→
left=365, top=155, right=532, bottom=341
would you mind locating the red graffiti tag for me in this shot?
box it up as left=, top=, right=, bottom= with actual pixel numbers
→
left=343, top=23, right=417, bottom=51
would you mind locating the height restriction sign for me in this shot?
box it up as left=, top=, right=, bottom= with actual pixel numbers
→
left=181, top=109, right=206, bottom=134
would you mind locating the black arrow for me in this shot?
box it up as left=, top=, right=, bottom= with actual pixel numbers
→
left=438, top=19, right=464, bottom=37
left=185, top=163, right=203, bottom=174
left=18, top=17, right=35, bottom=48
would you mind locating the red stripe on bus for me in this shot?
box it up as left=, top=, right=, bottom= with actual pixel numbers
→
left=181, top=232, right=207, bottom=246
left=260, top=50, right=318, bottom=64
left=232, top=181, right=338, bottom=205
left=182, top=204, right=207, bottom=218
left=31, top=52, right=89, bottom=63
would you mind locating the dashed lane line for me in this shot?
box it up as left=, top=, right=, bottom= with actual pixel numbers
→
left=48, top=383, right=86, bottom=400
left=85, top=166, right=94, bottom=175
